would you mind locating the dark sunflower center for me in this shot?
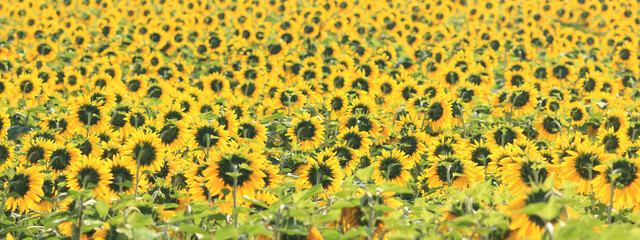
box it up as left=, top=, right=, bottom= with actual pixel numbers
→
left=436, top=159, right=464, bottom=182
left=346, top=116, right=373, bottom=132
left=307, top=164, right=335, bottom=189
left=380, top=83, right=392, bottom=94
left=19, top=80, right=34, bottom=93
left=147, top=85, right=163, bottom=98
left=217, top=154, right=254, bottom=186
left=573, top=153, right=600, bottom=180
left=552, top=65, right=569, bottom=80
left=542, top=117, right=561, bottom=134
left=26, top=146, right=46, bottom=164
left=132, top=141, right=158, bottom=167
left=434, top=144, right=454, bottom=157
left=194, top=126, right=221, bottom=148
left=111, top=111, right=127, bottom=128
left=159, top=124, right=180, bottom=145
left=76, top=167, right=101, bottom=189
left=602, top=134, right=620, bottom=153
left=230, top=106, right=244, bottom=118
left=511, top=91, right=531, bottom=107
left=77, top=140, right=93, bottom=156
left=351, top=104, right=369, bottom=115
left=295, top=120, right=317, bottom=140
left=471, top=147, right=491, bottom=165
left=42, top=179, right=55, bottom=197
left=605, top=116, right=622, bottom=132
left=401, top=86, right=416, bottom=100
left=584, top=78, right=596, bottom=92
left=446, top=72, right=459, bottom=85
left=37, top=43, right=52, bottom=55
left=379, top=157, right=403, bottom=180
left=127, top=79, right=141, bottom=92
left=605, top=160, right=638, bottom=187
left=200, top=104, right=213, bottom=114
left=620, top=49, right=631, bottom=60
left=109, top=165, right=134, bottom=192
left=525, top=189, right=551, bottom=227
left=493, top=127, right=517, bottom=146
left=279, top=90, right=299, bottom=105
left=68, top=76, right=78, bottom=86
left=334, top=147, right=353, bottom=168
left=571, top=108, right=584, bottom=121
left=77, top=104, right=101, bottom=126
left=511, top=75, right=524, bottom=87
left=351, top=78, right=369, bottom=92
left=238, top=123, right=258, bottom=139
left=519, top=161, right=548, bottom=186
left=240, top=82, right=256, bottom=96
left=343, top=132, right=363, bottom=149
left=398, top=135, right=419, bottom=156
left=164, top=111, right=183, bottom=122
left=101, top=147, right=119, bottom=160
left=50, top=149, right=72, bottom=172
left=330, top=97, right=344, bottom=111
left=9, top=173, right=31, bottom=196
left=0, top=145, right=9, bottom=165
left=427, top=102, right=444, bottom=121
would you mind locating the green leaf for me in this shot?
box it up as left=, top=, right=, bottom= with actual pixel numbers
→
left=94, top=200, right=109, bottom=219
left=178, top=223, right=213, bottom=239
left=292, top=184, right=323, bottom=203
left=355, top=165, right=374, bottom=181
left=380, top=182, right=413, bottom=194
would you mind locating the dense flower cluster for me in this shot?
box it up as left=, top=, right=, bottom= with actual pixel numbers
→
left=2, top=0, right=640, bottom=239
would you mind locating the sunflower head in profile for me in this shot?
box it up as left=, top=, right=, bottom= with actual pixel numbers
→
left=287, top=111, right=325, bottom=151
left=4, top=166, right=44, bottom=213
left=66, top=155, right=113, bottom=198
left=593, top=157, right=640, bottom=210
left=296, top=155, right=345, bottom=194
left=124, top=130, right=165, bottom=172
left=372, top=148, right=412, bottom=186
left=203, top=144, right=266, bottom=198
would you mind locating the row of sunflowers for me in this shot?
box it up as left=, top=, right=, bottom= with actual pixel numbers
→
left=2, top=0, right=640, bottom=239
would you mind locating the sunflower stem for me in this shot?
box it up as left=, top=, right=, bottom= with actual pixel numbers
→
left=446, top=163, right=453, bottom=188
left=608, top=169, right=622, bottom=224
left=134, top=150, right=144, bottom=199
left=232, top=164, right=239, bottom=229
left=0, top=187, right=9, bottom=218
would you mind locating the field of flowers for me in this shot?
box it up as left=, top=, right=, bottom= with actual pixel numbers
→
left=2, top=0, right=640, bottom=239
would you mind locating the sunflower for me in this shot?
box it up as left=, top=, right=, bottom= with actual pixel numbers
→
left=15, top=73, right=42, bottom=100
left=395, top=130, right=428, bottom=163
left=424, top=96, right=453, bottom=131
left=507, top=85, right=539, bottom=117
left=0, top=140, right=15, bottom=172
left=534, top=115, right=564, bottom=140
left=159, top=103, right=187, bottom=123
left=566, top=102, right=587, bottom=127
left=74, top=134, right=103, bottom=158
left=593, top=157, right=640, bottom=210
left=105, top=154, right=146, bottom=199
left=372, top=148, right=412, bottom=186
left=203, top=144, right=266, bottom=197
left=123, top=130, right=166, bottom=172
left=597, top=127, right=630, bottom=154
left=296, top=155, right=345, bottom=194
left=69, top=95, right=108, bottom=134
left=20, top=138, right=54, bottom=166
left=507, top=187, right=576, bottom=240
left=4, top=166, right=44, bottom=213
left=602, top=108, right=629, bottom=133
left=235, top=118, right=267, bottom=145
left=66, top=155, right=112, bottom=197
left=561, top=140, right=611, bottom=194
left=486, top=126, right=524, bottom=148
left=424, top=155, right=482, bottom=191
left=156, top=120, right=188, bottom=152
left=500, top=152, right=554, bottom=196
left=287, top=111, right=325, bottom=150
left=49, top=143, right=82, bottom=175
left=337, top=126, right=372, bottom=156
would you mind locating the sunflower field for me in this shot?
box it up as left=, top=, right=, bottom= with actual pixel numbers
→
left=5, top=0, right=640, bottom=239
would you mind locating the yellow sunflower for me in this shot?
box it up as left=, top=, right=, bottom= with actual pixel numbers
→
left=372, top=148, right=413, bottom=186
left=66, top=155, right=113, bottom=198
left=287, top=111, right=325, bottom=150
left=296, top=155, right=345, bottom=194
left=4, top=166, right=44, bottom=213
left=203, top=144, right=266, bottom=198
